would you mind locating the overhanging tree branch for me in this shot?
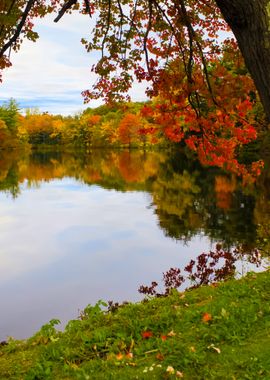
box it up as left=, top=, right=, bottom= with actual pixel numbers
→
left=0, top=0, right=36, bottom=59
left=54, top=0, right=78, bottom=23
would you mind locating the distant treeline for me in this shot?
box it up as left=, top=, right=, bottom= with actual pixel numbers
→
left=0, top=99, right=172, bottom=150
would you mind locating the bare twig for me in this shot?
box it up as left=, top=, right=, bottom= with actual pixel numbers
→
left=179, top=0, right=218, bottom=107
left=101, top=0, right=111, bottom=58
left=143, top=0, right=153, bottom=74
left=84, top=0, right=91, bottom=16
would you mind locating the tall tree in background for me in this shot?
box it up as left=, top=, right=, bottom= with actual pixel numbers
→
left=118, top=113, right=142, bottom=147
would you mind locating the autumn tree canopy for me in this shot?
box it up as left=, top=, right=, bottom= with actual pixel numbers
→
left=0, top=1, right=269, bottom=114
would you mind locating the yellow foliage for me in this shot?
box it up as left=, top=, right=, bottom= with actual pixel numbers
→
left=215, top=175, right=236, bottom=210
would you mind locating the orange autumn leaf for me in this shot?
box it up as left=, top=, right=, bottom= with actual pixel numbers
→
left=160, top=334, right=167, bottom=341
left=116, top=353, right=123, bottom=360
left=202, top=312, right=212, bottom=323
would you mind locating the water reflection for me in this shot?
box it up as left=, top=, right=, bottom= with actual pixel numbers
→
left=0, top=149, right=268, bottom=340
left=0, top=149, right=266, bottom=246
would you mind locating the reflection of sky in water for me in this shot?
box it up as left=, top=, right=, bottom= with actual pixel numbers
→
left=0, top=179, right=235, bottom=339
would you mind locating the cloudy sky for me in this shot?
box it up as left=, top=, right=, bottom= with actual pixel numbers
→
left=0, top=10, right=147, bottom=115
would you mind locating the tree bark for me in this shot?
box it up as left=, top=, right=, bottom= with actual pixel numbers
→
left=215, top=0, right=270, bottom=122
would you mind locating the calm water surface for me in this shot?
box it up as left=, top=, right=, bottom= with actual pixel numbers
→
left=0, top=149, right=268, bottom=340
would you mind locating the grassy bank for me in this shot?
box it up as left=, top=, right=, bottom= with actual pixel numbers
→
left=1, top=270, right=270, bottom=379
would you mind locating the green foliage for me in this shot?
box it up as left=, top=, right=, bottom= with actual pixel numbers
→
left=0, top=98, right=19, bottom=133
left=28, top=319, right=61, bottom=345
left=0, top=271, right=270, bottom=379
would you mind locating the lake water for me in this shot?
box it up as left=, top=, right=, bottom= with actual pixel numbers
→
left=0, top=149, right=268, bottom=340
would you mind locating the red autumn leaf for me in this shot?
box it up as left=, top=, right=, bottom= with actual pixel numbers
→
left=141, top=331, right=153, bottom=339
left=160, top=334, right=167, bottom=341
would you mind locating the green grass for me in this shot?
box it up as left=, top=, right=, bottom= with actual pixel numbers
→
left=1, top=271, right=270, bottom=379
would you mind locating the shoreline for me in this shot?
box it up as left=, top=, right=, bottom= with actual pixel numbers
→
left=1, top=270, right=270, bottom=379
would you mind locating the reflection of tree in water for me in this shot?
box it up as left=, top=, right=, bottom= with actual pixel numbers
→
left=0, top=152, right=21, bottom=199
left=204, top=191, right=256, bottom=247
left=0, top=148, right=267, bottom=249
left=0, top=165, right=20, bottom=199
left=152, top=170, right=201, bottom=242
left=215, top=176, right=236, bottom=210
left=151, top=150, right=258, bottom=248
left=0, top=149, right=164, bottom=193
left=139, top=245, right=263, bottom=297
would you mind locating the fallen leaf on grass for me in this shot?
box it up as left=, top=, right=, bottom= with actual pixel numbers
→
left=142, top=331, right=153, bottom=339
left=166, top=366, right=175, bottom=374
left=202, top=313, right=212, bottom=322
left=176, top=371, right=184, bottom=378
left=156, top=352, right=164, bottom=361
left=208, top=344, right=221, bottom=354
left=167, top=330, right=176, bottom=337
left=116, top=353, right=124, bottom=360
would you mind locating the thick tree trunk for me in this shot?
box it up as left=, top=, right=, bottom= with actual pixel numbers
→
left=215, top=0, right=270, bottom=122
